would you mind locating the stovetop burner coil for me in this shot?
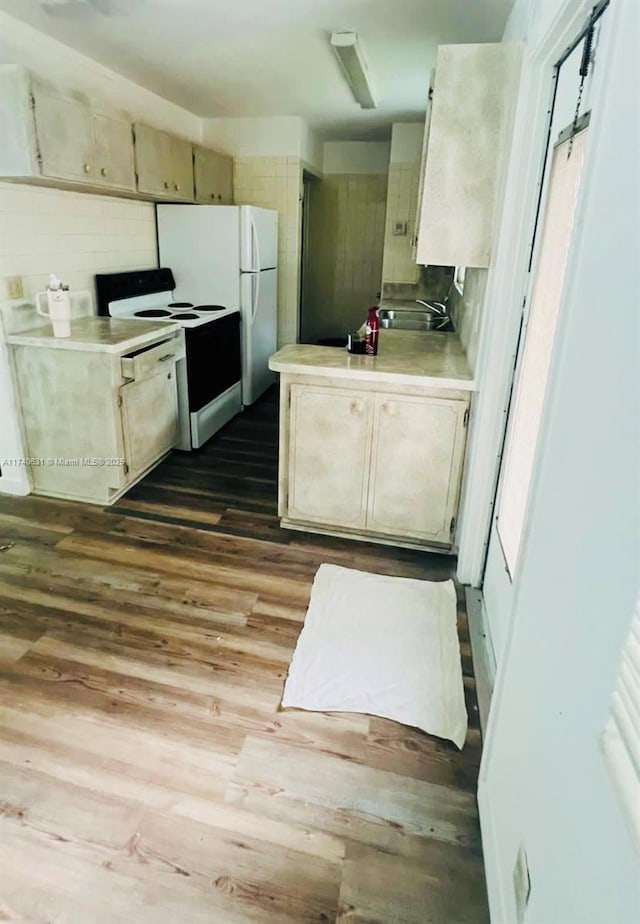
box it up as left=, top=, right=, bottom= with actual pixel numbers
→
left=134, top=309, right=172, bottom=317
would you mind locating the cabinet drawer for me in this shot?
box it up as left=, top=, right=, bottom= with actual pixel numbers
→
left=121, top=335, right=184, bottom=382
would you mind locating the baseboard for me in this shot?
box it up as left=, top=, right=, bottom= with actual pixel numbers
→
left=0, top=476, right=31, bottom=497
left=465, top=586, right=496, bottom=737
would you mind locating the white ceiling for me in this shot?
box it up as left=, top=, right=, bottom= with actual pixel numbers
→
left=1, top=0, right=514, bottom=140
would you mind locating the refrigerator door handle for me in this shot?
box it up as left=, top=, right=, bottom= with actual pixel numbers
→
left=250, top=214, right=261, bottom=273
left=251, top=271, right=260, bottom=324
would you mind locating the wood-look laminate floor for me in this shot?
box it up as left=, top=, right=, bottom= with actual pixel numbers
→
left=0, top=387, right=488, bottom=924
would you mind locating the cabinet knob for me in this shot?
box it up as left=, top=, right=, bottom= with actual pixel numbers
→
left=100, top=167, right=108, bottom=177
left=218, top=194, right=222, bottom=200
left=83, top=162, right=91, bottom=174
left=174, top=183, right=180, bottom=191
left=164, top=181, right=170, bottom=189
left=350, top=399, right=364, bottom=414
left=382, top=402, right=396, bottom=415
left=210, top=193, right=216, bottom=199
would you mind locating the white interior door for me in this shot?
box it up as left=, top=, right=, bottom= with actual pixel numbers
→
left=484, top=124, right=590, bottom=662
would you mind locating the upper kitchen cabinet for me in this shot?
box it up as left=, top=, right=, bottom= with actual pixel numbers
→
left=133, top=123, right=194, bottom=201
left=91, top=113, right=136, bottom=191
left=0, top=65, right=136, bottom=193
left=193, top=146, right=234, bottom=204
left=415, top=44, right=520, bottom=268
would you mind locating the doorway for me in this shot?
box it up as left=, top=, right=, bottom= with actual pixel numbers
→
left=298, top=169, right=317, bottom=344
left=481, top=8, right=608, bottom=664
left=298, top=169, right=388, bottom=345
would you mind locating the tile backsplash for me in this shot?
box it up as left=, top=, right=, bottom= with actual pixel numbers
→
left=448, top=267, right=487, bottom=372
left=0, top=182, right=158, bottom=306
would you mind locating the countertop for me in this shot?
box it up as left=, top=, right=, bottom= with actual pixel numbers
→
left=6, top=317, right=181, bottom=354
left=269, top=329, right=474, bottom=390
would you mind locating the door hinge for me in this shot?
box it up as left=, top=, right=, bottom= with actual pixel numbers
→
left=123, top=462, right=129, bottom=475
left=117, top=395, right=123, bottom=407
left=450, top=516, right=456, bottom=538
left=463, top=407, right=469, bottom=427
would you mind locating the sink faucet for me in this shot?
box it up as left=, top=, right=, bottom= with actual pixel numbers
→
left=416, top=299, right=448, bottom=316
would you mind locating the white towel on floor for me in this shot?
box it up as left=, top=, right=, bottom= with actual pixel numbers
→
left=281, top=564, right=468, bottom=749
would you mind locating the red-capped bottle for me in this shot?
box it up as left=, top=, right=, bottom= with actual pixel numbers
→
left=365, top=306, right=379, bottom=356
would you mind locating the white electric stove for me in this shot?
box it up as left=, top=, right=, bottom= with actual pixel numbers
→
left=105, top=291, right=240, bottom=327
left=95, top=268, right=242, bottom=450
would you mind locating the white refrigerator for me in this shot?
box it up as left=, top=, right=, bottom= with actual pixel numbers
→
left=156, top=204, right=278, bottom=406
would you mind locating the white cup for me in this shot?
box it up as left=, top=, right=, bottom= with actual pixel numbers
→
left=36, top=288, right=72, bottom=338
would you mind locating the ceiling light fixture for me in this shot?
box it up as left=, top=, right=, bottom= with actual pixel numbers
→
left=330, top=32, right=377, bottom=110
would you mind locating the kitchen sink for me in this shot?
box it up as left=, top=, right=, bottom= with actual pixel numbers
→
left=378, top=308, right=454, bottom=333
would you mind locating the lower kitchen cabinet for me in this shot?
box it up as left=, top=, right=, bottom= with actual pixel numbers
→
left=10, top=328, right=184, bottom=505
left=280, top=377, right=470, bottom=550
left=287, top=385, right=373, bottom=529
left=367, top=392, right=468, bottom=545
left=119, top=366, right=178, bottom=479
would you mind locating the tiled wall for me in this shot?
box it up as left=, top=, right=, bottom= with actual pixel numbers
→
left=301, top=173, right=387, bottom=344
left=448, top=267, right=488, bottom=372
left=233, top=157, right=302, bottom=346
left=381, top=162, right=421, bottom=285
left=0, top=182, right=157, bottom=304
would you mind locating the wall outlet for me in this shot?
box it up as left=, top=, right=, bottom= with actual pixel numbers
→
left=513, top=843, right=531, bottom=924
left=2, top=276, right=24, bottom=300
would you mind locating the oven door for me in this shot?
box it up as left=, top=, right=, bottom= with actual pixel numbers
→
left=184, top=313, right=241, bottom=412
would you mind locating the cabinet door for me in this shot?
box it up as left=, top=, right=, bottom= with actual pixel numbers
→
left=367, top=393, right=468, bottom=545
left=416, top=43, right=516, bottom=268
left=134, top=122, right=172, bottom=197
left=120, top=369, right=177, bottom=477
left=92, top=113, right=136, bottom=191
left=170, top=135, right=195, bottom=201
left=287, top=384, right=372, bottom=529
left=194, top=147, right=233, bottom=204
left=32, top=84, right=94, bottom=182
left=216, top=151, right=233, bottom=203
left=412, top=72, right=434, bottom=261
